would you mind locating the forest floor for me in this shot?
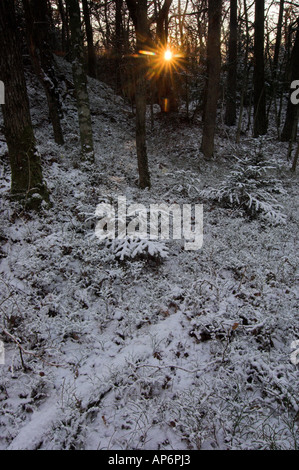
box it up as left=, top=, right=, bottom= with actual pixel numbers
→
left=0, top=58, right=298, bottom=450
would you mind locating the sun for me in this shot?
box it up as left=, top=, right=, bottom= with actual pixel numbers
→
left=136, top=45, right=185, bottom=82
left=164, top=49, right=173, bottom=61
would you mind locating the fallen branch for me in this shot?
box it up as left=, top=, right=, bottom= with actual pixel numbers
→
left=1, top=327, right=65, bottom=368
left=131, top=359, right=220, bottom=375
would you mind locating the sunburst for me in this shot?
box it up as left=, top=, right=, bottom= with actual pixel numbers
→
left=137, top=45, right=185, bottom=81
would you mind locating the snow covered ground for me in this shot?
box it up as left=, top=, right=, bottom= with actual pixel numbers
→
left=0, top=58, right=298, bottom=450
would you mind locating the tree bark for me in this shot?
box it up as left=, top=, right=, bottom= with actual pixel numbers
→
left=253, top=0, right=267, bottom=137
left=0, top=0, right=48, bottom=206
left=201, top=0, right=222, bottom=159
left=225, top=0, right=237, bottom=126
left=66, top=0, right=94, bottom=162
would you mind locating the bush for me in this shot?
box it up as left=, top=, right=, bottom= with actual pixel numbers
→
left=200, top=154, right=287, bottom=224
left=106, top=237, right=169, bottom=261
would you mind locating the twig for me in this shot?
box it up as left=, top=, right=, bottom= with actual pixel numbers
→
left=132, top=359, right=220, bottom=374
left=1, top=328, right=65, bottom=368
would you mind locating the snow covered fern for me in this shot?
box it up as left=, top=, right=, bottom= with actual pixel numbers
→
left=200, top=154, right=287, bottom=224
left=106, top=237, right=169, bottom=261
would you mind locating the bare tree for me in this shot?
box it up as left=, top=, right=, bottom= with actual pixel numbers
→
left=201, top=0, right=222, bottom=159
left=273, top=0, right=285, bottom=77
left=225, top=0, right=238, bottom=126
left=66, top=0, right=94, bottom=162
left=114, top=0, right=124, bottom=94
left=57, top=0, right=70, bottom=54
left=281, top=18, right=299, bottom=142
left=155, top=0, right=179, bottom=113
left=236, top=0, right=251, bottom=143
left=82, top=0, right=97, bottom=78
left=253, top=0, right=267, bottom=137
left=22, top=0, right=65, bottom=145
left=126, top=0, right=151, bottom=188
left=0, top=0, right=49, bottom=206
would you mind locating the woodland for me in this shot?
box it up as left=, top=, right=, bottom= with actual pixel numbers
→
left=0, top=0, right=298, bottom=451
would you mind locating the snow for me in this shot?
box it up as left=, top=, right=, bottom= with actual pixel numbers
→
left=0, top=57, right=298, bottom=450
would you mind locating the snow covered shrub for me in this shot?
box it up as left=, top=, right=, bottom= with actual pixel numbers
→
left=199, top=154, right=287, bottom=224
left=106, top=237, right=169, bottom=261
left=164, top=169, right=201, bottom=199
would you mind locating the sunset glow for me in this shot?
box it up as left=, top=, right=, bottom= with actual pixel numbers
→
left=164, top=49, right=173, bottom=61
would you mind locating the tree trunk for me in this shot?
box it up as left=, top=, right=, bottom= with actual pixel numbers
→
left=57, top=0, right=70, bottom=54
left=281, top=18, right=299, bottom=142
left=126, top=0, right=151, bottom=188
left=22, top=0, right=65, bottom=146
left=135, top=0, right=151, bottom=188
left=156, top=0, right=178, bottom=113
left=273, top=0, right=285, bottom=78
left=156, top=0, right=172, bottom=46
left=115, top=0, right=123, bottom=94
left=236, top=0, right=250, bottom=142
left=135, top=66, right=150, bottom=189
left=225, top=0, right=237, bottom=126
left=0, top=0, right=48, bottom=206
left=253, top=0, right=267, bottom=137
left=201, top=0, right=222, bottom=159
left=66, top=0, right=94, bottom=162
left=82, top=0, right=97, bottom=78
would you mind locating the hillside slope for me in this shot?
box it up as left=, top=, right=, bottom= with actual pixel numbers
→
left=0, top=58, right=298, bottom=450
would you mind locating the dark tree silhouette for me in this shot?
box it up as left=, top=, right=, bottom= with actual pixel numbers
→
left=126, top=0, right=151, bottom=188
left=225, top=0, right=238, bottom=126
left=82, top=0, right=98, bottom=78
left=253, top=0, right=267, bottom=137
left=66, top=0, right=95, bottom=162
left=22, top=0, right=65, bottom=145
left=0, top=0, right=49, bottom=206
left=201, top=0, right=222, bottom=159
left=281, top=18, right=299, bottom=142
